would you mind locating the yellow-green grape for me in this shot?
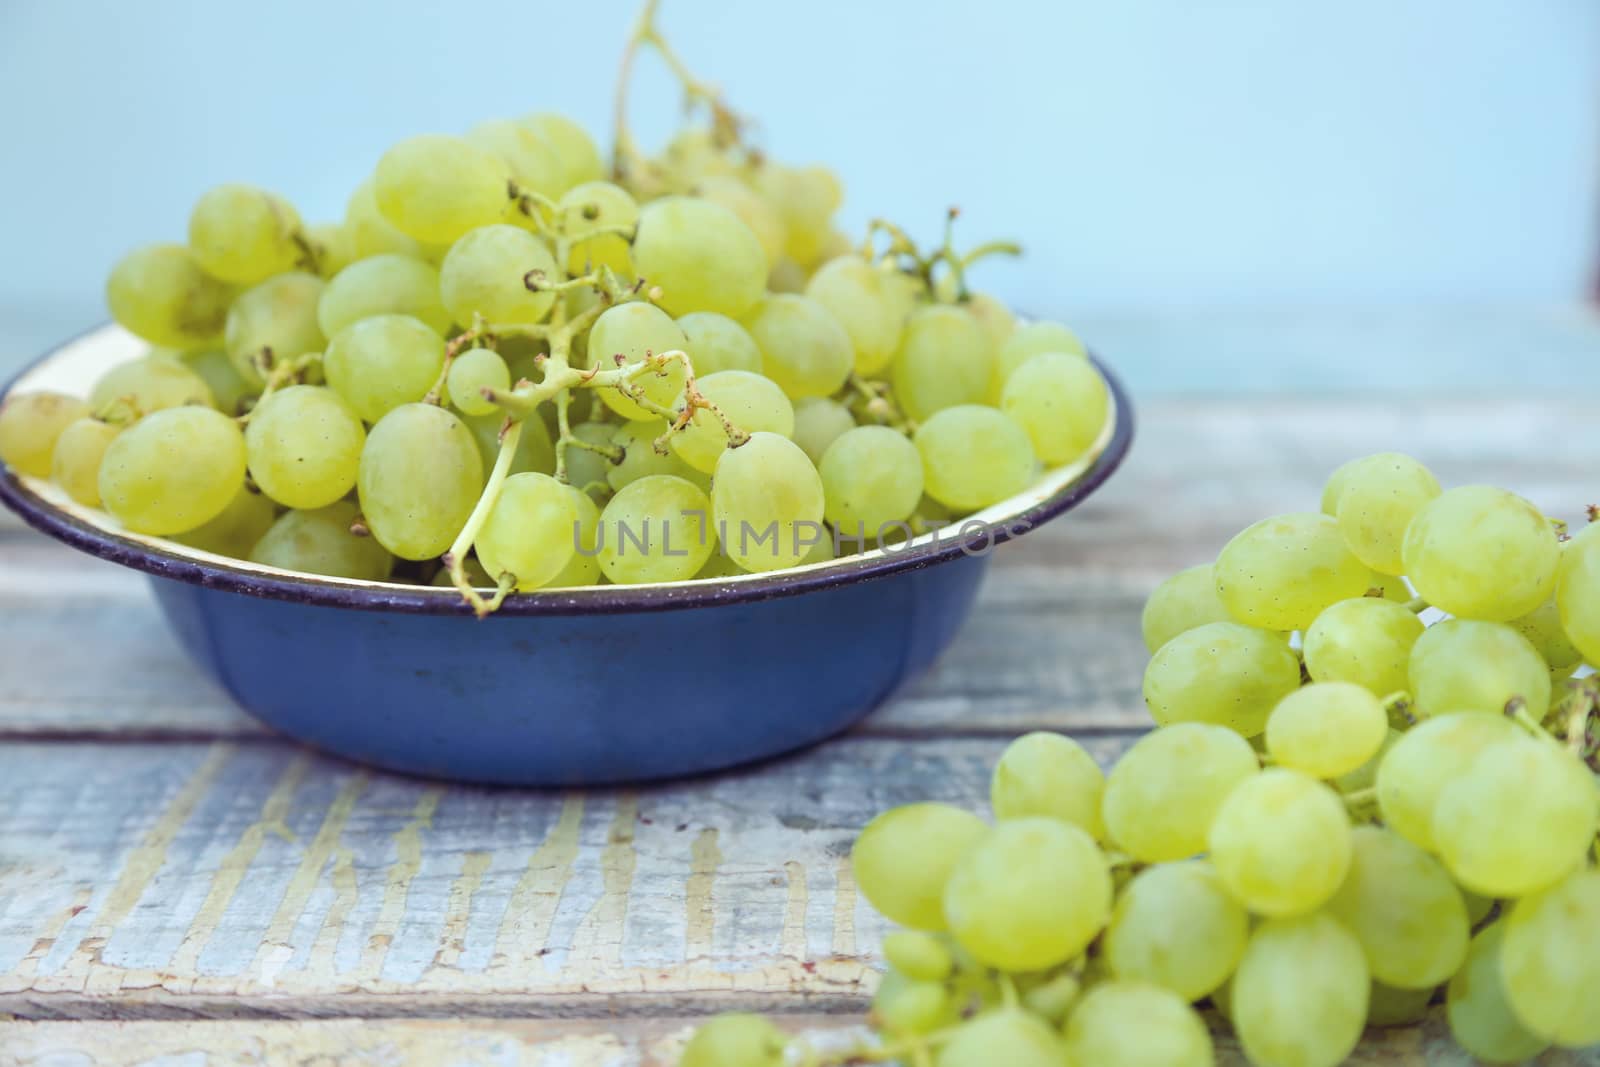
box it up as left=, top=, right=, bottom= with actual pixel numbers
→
left=1402, top=485, right=1560, bottom=621
left=873, top=971, right=957, bottom=1035
left=678, top=1013, right=788, bottom=1067
left=631, top=196, right=765, bottom=318
left=1000, top=352, right=1109, bottom=466
left=1329, top=452, right=1440, bottom=575
left=1557, top=531, right=1600, bottom=665
left=245, top=386, right=364, bottom=509
left=914, top=405, right=1037, bottom=512
left=1063, top=981, right=1215, bottom=1067
left=675, top=311, right=763, bottom=376
left=1141, top=563, right=1233, bottom=652
left=1232, top=913, right=1369, bottom=1067
left=446, top=348, right=510, bottom=418
left=106, top=243, right=233, bottom=349
left=989, top=730, right=1104, bottom=838
left=1102, top=722, right=1259, bottom=862
left=1320, top=455, right=1363, bottom=515
left=804, top=254, right=914, bottom=375
left=943, top=818, right=1109, bottom=972
left=1508, top=592, right=1584, bottom=671
left=1105, top=861, right=1247, bottom=1001
left=1020, top=972, right=1084, bottom=1024
left=344, top=179, right=425, bottom=260
left=521, top=113, right=604, bottom=195
left=187, top=183, right=305, bottom=285
left=1432, top=738, right=1597, bottom=898
left=1265, top=682, right=1387, bottom=779
left=1214, top=512, right=1372, bottom=631
left=851, top=802, right=987, bottom=931
left=464, top=118, right=565, bottom=199
left=223, top=271, right=326, bottom=387
left=595, top=474, right=713, bottom=584
left=1501, top=869, right=1600, bottom=1048
left=669, top=371, right=792, bottom=474
left=743, top=293, right=853, bottom=399
left=249, top=501, right=391, bottom=579
left=463, top=410, right=555, bottom=482
left=474, top=472, right=577, bottom=591
left=965, top=292, right=1015, bottom=354
left=790, top=396, right=855, bottom=466
left=180, top=348, right=254, bottom=416
left=98, top=407, right=247, bottom=535
left=606, top=419, right=706, bottom=492
left=439, top=224, right=558, bottom=326
left=1325, top=826, right=1469, bottom=989
left=989, top=320, right=1087, bottom=401
left=317, top=254, right=450, bottom=337
left=0, top=391, right=91, bottom=477
left=881, top=931, right=953, bottom=982
left=1408, top=618, right=1550, bottom=720
left=1374, top=711, right=1520, bottom=852
left=324, top=314, right=445, bottom=423
left=1447, top=923, right=1549, bottom=1062
left=556, top=181, right=638, bottom=276
left=891, top=305, right=991, bottom=421
left=712, top=432, right=824, bottom=573
left=306, top=221, right=356, bottom=280
left=766, top=256, right=806, bottom=293
left=693, top=175, right=785, bottom=268
left=562, top=421, right=617, bottom=490
left=356, top=403, right=482, bottom=560
left=373, top=134, right=509, bottom=245
left=818, top=425, right=923, bottom=538
left=1141, top=620, right=1300, bottom=736
left=1208, top=768, right=1352, bottom=917
left=1302, top=596, right=1424, bottom=695
left=933, top=1009, right=1067, bottom=1067
left=49, top=417, right=120, bottom=506
left=583, top=302, right=689, bottom=421
left=174, top=484, right=276, bottom=558
left=90, top=353, right=214, bottom=415
left=542, top=487, right=601, bottom=588
left=1367, top=980, right=1435, bottom=1027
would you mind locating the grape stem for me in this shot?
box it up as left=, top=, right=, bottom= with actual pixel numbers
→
left=237, top=351, right=322, bottom=424
left=1341, top=786, right=1378, bottom=811
left=442, top=417, right=525, bottom=617
left=1402, top=596, right=1429, bottom=614
left=1505, top=697, right=1559, bottom=744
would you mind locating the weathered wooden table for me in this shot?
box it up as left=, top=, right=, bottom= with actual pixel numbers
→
left=3, top=322, right=1599, bottom=1064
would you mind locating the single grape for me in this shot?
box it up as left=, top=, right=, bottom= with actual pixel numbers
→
left=817, top=425, right=923, bottom=538
left=556, top=180, right=638, bottom=276
left=752, top=163, right=842, bottom=269
left=98, top=407, right=247, bottom=535
left=439, top=224, right=558, bottom=326
left=1447, top=922, right=1549, bottom=1062
left=914, top=405, right=1037, bottom=512
left=712, top=433, right=825, bottom=573
left=606, top=419, right=707, bottom=492
left=1102, top=721, right=1259, bottom=862
left=49, top=417, right=121, bottom=506
left=0, top=391, right=92, bottom=478
left=595, top=474, right=714, bottom=584
left=317, top=253, right=449, bottom=337
left=1000, top=352, right=1109, bottom=468
left=933, top=1010, right=1068, bottom=1067
left=474, top=472, right=577, bottom=591
left=1214, top=512, right=1373, bottom=631
left=678, top=1013, right=786, bottom=1067
left=224, top=271, right=326, bottom=387
left=1232, top=913, right=1369, bottom=1067
left=743, top=293, right=854, bottom=399
left=1141, top=620, right=1300, bottom=736
left=543, top=487, right=602, bottom=589
left=632, top=196, right=765, bottom=318
left=245, top=385, right=365, bottom=509
left=465, top=118, right=565, bottom=199
left=1208, top=768, right=1352, bottom=916
left=463, top=410, right=555, bottom=482
left=872, top=970, right=957, bottom=1035
left=1557, top=530, right=1600, bottom=665
left=324, top=314, right=446, bottom=423
left=670, top=370, right=794, bottom=474
left=989, top=730, right=1104, bottom=838
left=1374, top=711, right=1521, bottom=852
left=1408, top=618, right=1550, bottom=720
left=106, top=243, right=233, bottom=349
left=804, top=254, right=914, bottom=375
left=248, top=502, right=392, bottom=580
left=90, top=352, right=214, bottom=416
left=356, top=403, right=482, bottom=560
left=881, top=931, right=953, bottom=982
left=1302, top=596, right=1424, bottom=695
left=789, top=396, right=856, bottom=466
left=306, top=221, right=356, bottom=279
left=180, top=348, right=255, bottom=416
left=344, top=179, right=426, bottom=260
left=851, top=802, right=987, bottom=930
left=1063, top=981, right=1214, bottom=1067
left=891, top=305, right=992, bottom=422
left=1320, top=455, right=1363, bottom=515
left=1366, top=980, right=1435, bottom=1027
left=1141, top=564, right=1234, bottom=652
left=1500, top=869, right=1600, bottom=1048
left=1104, top=860, right=1248, bottom=1000
left=1329, top=452, right=1441, bottom=575
left=582, top=302, right=689, bottom=421
left=693, top=175, right=785, bottom=268
left=175, top=484, right=277, bottom=559
left=373, top=134, right=509, bottom=245
left=989, top=320, right=1087, bottom=400
left=675, top=311, right=763, bottom=376
left=521, top=113, right=605, bottom=194
left=446, top=348, right=511, bottom=418
left=1265, top=681, right=1387, bottom=779
left=187, top=183, right=305, bottom=284
left=1402, top=485, right=1560, bottom=621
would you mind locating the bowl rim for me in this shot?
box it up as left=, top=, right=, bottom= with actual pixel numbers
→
left=0, top=323, right=1135, bottom=617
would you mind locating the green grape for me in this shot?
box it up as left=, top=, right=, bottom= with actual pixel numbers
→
left=1214, top=512, right=1372, bottom=631
left=1329, top=452, right=1440, bottom=575
left=248, top=501, right=392, bottom=580
left=174, top=484, right=276, bottom=558
left=789, top=396, right=855, bottom=466
left=943, top=817, right=1109, bottom=971
left=743, top=293, right=854, bottom=399
left=180, top=348, right=254, bottom=416
left=804, top=254, right=913, bottom=375
left=1063, top=981, right=1215, bottom=1067
left=446, top=348, right=510, bottom=418
left=817, top=426, right=922, bottom=538
left=439, top=224, right=558, bottom=326
left=464, top=410, right=555, bottom=482
left=595, top=474, right=713, bottom=584
left=1402, top=485, right=1560, bottom=621
left=562, top=420, right=617, bottom=490
left=1141, top=564, right=1234, bottom=652
left=317, top=253, right=450, bottom=337
left=881, top=931, right=953, bottom=982
left=631, top=196, right=765, bottom=318
left=1408, top=619, right=1550, bottom=719
left=1557, top=531, right=1600, bottom=665
left=224, top=271, right=326, bottom=387
left=934, top=1010, right=1068, bottom=1067
left=98, top=407, right=247, bottom=535
left=1104, top=860, right=1248, bottom=1000
left=305, top=221, right=356, bottom=279
left=1302, top=596, right=1424, bottom=695
left=1508, top=592, right=1584, bottom=671
left=522, top=113, right=604, bottom=194
left=989, top=730, right=1104, bottom=838
left=556, top=181, right=638, bottom=276
left=1320, top=455, right=1363, bottom=515
left=1232, top=913, right=1369, bottom=1067
left=1208, top=768, right=1352, bottom=917
left=344, top=179, right=426, bottom=260
left=1432, top=738, right=1597, bottom=898
left=1141, top=620, right=1300, bottom=736
left=751, top=163, right=841, bottom=269
left=676, top=311, right=763, bottom=376
left=1021, top=972, right=1084, bottom=1024
left=669, top=370, right=793, bottom=474
left=872, top=971, right=957, bottom=1035
left=988, top=320, right=1087, bottom=401
left=1447, top=923, right=1549, bottom=1062
left=1102, top=721, right=1259, bottom=862
left=999, top=352, right=1109, bottom=467
left=712, top=433, right=824, bottom=573
left=106, top=243, right=233, bottom=349
left=49, top=417, right=120, bottom=506
left=582, top=302, right=689, bottom=421
left=474, top=472, right=576, bottom=591
left=965, top=292, right=1015, bottom=353
left=544, top=487, right=602, bottom=588
left=1265, top=681, right=1387, bottom=779
left=1374, top=711, right=1520, bottom=852
left=891, top=305, right=991, bottom=421
left=694, top=175, right=785, bottom=268
left=0, top=391, right=91, bottom=477
left=187, top=183, right=305, bottom=284
left=851, top=802, right=987, bottom=931
left=606, top=419, right=706, bottom=492
left=1367, top=980, right=1434, bottom=1027
left=373, top=134, right=509, bottom=244
left=914, top=405, right=1037, bottom=512
left=244, top=385, right=364, bottom=509
left=324, top=314, right=446, bottom=423
left=677, top=1013, right=786, bottom=1067
left=1324, top=826, right=1469, bottom=988
left=464, top=118, right=565, bottom=198
left=356, top=403, right=482, bottom=560
left=1501, top=869, right=1600, bottom=1048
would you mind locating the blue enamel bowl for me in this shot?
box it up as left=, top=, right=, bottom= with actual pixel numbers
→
left=0, top=326, right=1134, bottom=785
